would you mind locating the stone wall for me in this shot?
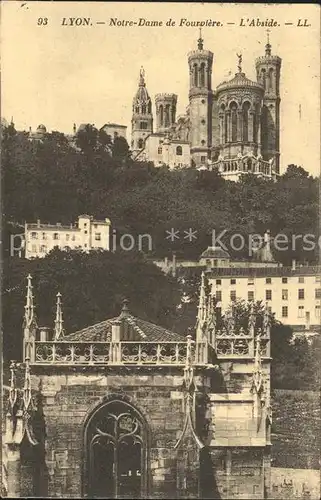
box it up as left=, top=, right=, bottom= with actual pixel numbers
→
left=28, top=368, right=207, bottom=499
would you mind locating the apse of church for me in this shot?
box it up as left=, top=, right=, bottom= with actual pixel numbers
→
left=131, top=32, right=281, bottom=179
left=4, top=273, right=272, bottom=499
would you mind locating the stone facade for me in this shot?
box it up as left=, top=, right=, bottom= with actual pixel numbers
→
left=3, top=273, right=272, bottom=499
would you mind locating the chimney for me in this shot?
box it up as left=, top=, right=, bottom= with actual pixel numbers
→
left=111, top=320, right=121, bottom=342
left=164, top=256, right=168, bottom=268
left=292, top=259, right=296, bottom=271
left=37, top=219, right=41, bottom=228
left=39, top=327, right=51, bottom=342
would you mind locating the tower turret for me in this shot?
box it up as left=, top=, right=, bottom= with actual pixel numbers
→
left=255, top=33, right=281, bottom=174
left=131, top=67, right=153, bottom=152
left=155, top=93, right=178, bottom=133
left=188, top=31, right=213, bottom=167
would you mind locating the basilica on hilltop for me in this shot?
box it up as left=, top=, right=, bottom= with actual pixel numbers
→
left=131, top=32, right=281, bottom=180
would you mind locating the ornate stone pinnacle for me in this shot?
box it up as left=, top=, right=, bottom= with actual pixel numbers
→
left=265, top=29, right=272, bottom=56
left=54, top=292, right=64, bottom=340
left=24, top=274, right=35, bottom=328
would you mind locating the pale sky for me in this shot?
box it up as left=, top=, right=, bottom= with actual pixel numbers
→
left=2, top=2, right=320, bottom=175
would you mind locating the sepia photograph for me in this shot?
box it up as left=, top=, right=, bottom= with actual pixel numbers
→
left=1, top=2, right=320, bottom=499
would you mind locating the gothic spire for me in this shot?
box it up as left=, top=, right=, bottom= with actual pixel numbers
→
left=237, top=52, right=243, bottom=73
left=24, top=274, right=35, bottom=328
left=197, top=271, right=207, bottom=324
left=54, top=292, right=64, bottom=340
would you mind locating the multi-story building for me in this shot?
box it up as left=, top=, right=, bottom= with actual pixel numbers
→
left=25, top=215, right=111, bottom=259
left=3, top=274, right=272, bottom=499
left=131, top=32, right=281, bottom=179
left=208, top=263, right=321, bottom=331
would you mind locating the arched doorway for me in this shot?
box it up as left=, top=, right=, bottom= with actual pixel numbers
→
left=83, top=398, right=149, bottom=499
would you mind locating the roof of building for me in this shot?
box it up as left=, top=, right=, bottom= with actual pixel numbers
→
left=217, top=72, right=264, bottom=93
left=207, top=265, right=321, bottom=278
left=65, top=302, right=184, bottom=343
left=101, top=123, right=127, bottom=129
left=200, top=246, right=231, bottom=260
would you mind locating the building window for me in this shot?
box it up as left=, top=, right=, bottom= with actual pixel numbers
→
left=266, top=290, right=272, bottom=301
left=315, top=288, right=321, bottom=299
left=282, top=306, right=288, bottom=318
left=230, top=291, right=236, bottom=301
left=84, top=399, right=148, bottom=499
left=315, top=305, right=321, bottom=317
left=282, top=289, right=288, bottom=300
left=200, top=156, right=206, bottom=163
left=230, top=279, right=236, bottom=285
left=42, top=232, right=47, bottom=240
left=315, top=276, right=321, bottom=283
left=248, top=291, right=254, bottom=301
left=158, top=147, right=162, bottom=154
left=31, top=232, right=38, bottom=239
left=71, top=235, right=76, bottom=241
left=216, top=279, right=221, bottom=285
left=298, top=305, right=305, bottom=318
left=216, top=291, right=222, bottom=302
left=176, top=146, right=182, bottom=156
left=84, top=223, right=87, bottom=227
left=31, top=245, right=37, bottom=253
left=40, top=245, right=47, bottom=253
left=266, top=278, right=272, bottom=284
left=84, top=230, right=88, bottom=235
left=95, top=233, right=101, bottom=241
left=66, top=234, right=70, bottom=241
left=248, top=278, right=254, bottom=286
left=298, top=289, right=305, bottom=300
left=53, top=233, right=59, bottom=240
left=282, top=277, right=288, bottom=283
left=140, top=122, right=147, bottom=130
left=298, top=277, right=305, bottom=283
left=138, top=138, right=144, bottom=149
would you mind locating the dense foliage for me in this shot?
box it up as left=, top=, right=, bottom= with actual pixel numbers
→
left=2, top=124, right=319, bottom=264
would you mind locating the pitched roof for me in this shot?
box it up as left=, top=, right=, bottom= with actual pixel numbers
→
left=64, top=312, right=184, bottom=343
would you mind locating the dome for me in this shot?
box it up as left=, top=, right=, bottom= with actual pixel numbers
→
left=216, top=72, right=264, bottom=93
left=133, top=67, right=151, bottom=105
left=200, top=246, right=231, bottom=260
left=37, top=124, right=47, bottom=132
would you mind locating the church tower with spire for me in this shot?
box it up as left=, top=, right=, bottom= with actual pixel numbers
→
left=188, top=30, right=213, bottom=167
left=255, top=33, right=282, bottom=174
left=131, top=67, right=153, bottom=152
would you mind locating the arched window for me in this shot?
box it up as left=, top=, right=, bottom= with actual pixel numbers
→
left=147, top=102, right=152, bottom=114
left=199, top=63, right=205, bottom=87
left=159, top=105, right=164, bottom=126
left=135, top=106, right=139, bottom=114
left=83, top=399, right=149, bottom=499
left=165, top=105, right=170, bottom=127
left=193, top=64, right=198, bottom=87
left=176, top=146, right=182, bottom=156
left=242, top=102, right=250, bottom=142
left=141, top=104, right=146, bottom=115
left=138, top=138, right=144, bottom=149
left=230, top=103, right=237, bottom=142
left=224, top=114, right=228, bottom=144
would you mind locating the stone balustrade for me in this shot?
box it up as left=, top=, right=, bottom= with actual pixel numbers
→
left=33, top=340, right=210, bottom=366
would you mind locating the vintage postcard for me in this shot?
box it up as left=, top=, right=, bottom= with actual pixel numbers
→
left=1, top=2, right=320, bottom=499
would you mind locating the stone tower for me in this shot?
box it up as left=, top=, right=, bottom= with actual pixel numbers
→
left=188, top=31, right=213, bottom=167
left=155, top=93, right=178, bottom=133
left=255, top=34, right=281, bottom=174
left=131, top=67, right=153, bottom=151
